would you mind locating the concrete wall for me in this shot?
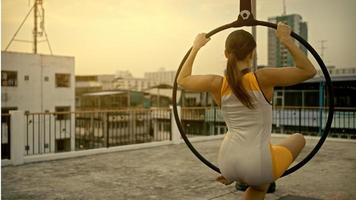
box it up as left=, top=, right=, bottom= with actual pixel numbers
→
left=1, top=51, right=75, bottom=113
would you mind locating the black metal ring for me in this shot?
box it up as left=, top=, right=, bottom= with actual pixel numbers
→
left=172, top=19, right=334, bottom=177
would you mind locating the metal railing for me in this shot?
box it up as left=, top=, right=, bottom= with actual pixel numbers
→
left=181, top=107, right=227, bottom=136
left=181, top=106, right=356, bottom=139
left=6, top=106, right=356, bottom=158
left=75, top=108, right=171, bottom=150
left=25, top=112, right=73, bottom=155
left=272, top=106, right=356, bottom=139
left=24, top=108, right=172, bottom=156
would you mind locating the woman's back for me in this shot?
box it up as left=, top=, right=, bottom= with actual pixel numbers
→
left=220, top=71, right=272, bottom=138
left=218, top=71, right=275, bottom=186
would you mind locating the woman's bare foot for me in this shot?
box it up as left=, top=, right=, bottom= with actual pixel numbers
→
left=216, top=175, right=233, bottom=185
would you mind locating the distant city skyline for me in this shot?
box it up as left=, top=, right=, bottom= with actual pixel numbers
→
left=2, top=0, right=355, bottom=77
left=268, top=14, right=308, bottom=67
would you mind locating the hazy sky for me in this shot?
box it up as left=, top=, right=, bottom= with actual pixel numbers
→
left=2, top=0, right=356, bottom=77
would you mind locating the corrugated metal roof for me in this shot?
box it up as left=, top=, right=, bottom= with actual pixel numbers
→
left=305, top=75, right=356, bottom=83
left=82, top=91, right=125, bottom=96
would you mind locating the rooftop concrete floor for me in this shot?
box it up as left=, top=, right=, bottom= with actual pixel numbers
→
left=2, top=136, right=356, bottom=200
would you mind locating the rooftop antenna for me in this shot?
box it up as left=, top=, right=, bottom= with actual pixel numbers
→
left=282, top=0, right=287, bottom=15
left=4, top=0, right=53, bottom=54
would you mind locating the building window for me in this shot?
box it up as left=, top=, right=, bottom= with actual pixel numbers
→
left=2, top=107, right=18, bottom=114
left=55, top=106, right=71, bottom=120
left=55, top=73, right=70, bottom=87
left=44, top=76, right=49, bottom=82
left=1, top=71, right=17, bottom=87
left=24, top=75, right=29, bottom=81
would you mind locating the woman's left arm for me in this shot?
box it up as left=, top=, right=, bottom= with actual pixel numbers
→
left=177, top=33, right=223, bottom=103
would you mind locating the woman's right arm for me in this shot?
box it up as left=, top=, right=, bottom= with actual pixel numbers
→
left=177, top=33, right=223, bottom=105
left=256, top=22, right=317, bottom=88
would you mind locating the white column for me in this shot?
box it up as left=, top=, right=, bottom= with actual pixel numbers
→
left=170, top=105, right=181, bottom=144
left=71, top=112, right=75, bottom=151
left=10, top=111, right=25, bottom=165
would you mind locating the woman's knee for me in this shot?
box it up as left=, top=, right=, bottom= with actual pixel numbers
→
left=293, top=133, right=306, bottom=147
left=278, top=133, right=306, bottom=160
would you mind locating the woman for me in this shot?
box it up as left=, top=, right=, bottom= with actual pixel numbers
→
left=177, top=22, right=315, bottom=199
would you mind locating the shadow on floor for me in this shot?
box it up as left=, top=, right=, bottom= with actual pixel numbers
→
left=278, top=195, right=320, bottom=200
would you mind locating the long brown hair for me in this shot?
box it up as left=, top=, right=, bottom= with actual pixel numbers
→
left=225, top=30, right=256, bottom=109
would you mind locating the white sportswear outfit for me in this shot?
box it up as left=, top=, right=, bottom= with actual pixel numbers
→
left=217, top=71, right=284, bottom=186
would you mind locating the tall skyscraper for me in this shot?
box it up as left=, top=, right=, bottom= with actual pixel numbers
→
left=268, top=14, right=308, bottom=67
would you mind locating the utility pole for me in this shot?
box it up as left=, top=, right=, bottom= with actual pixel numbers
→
left=318, top=40, right=327, bottom=60
left=317, top=40, right=327, bottom=136
left=33, top=0, right=39, bottom=54
left=282, top=0, right=287, bottom=15
left=251, top=0, right=257, bottom=71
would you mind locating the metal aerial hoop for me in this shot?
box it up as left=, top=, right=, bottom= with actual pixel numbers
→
left=172, top=0, right=334, bottom=177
